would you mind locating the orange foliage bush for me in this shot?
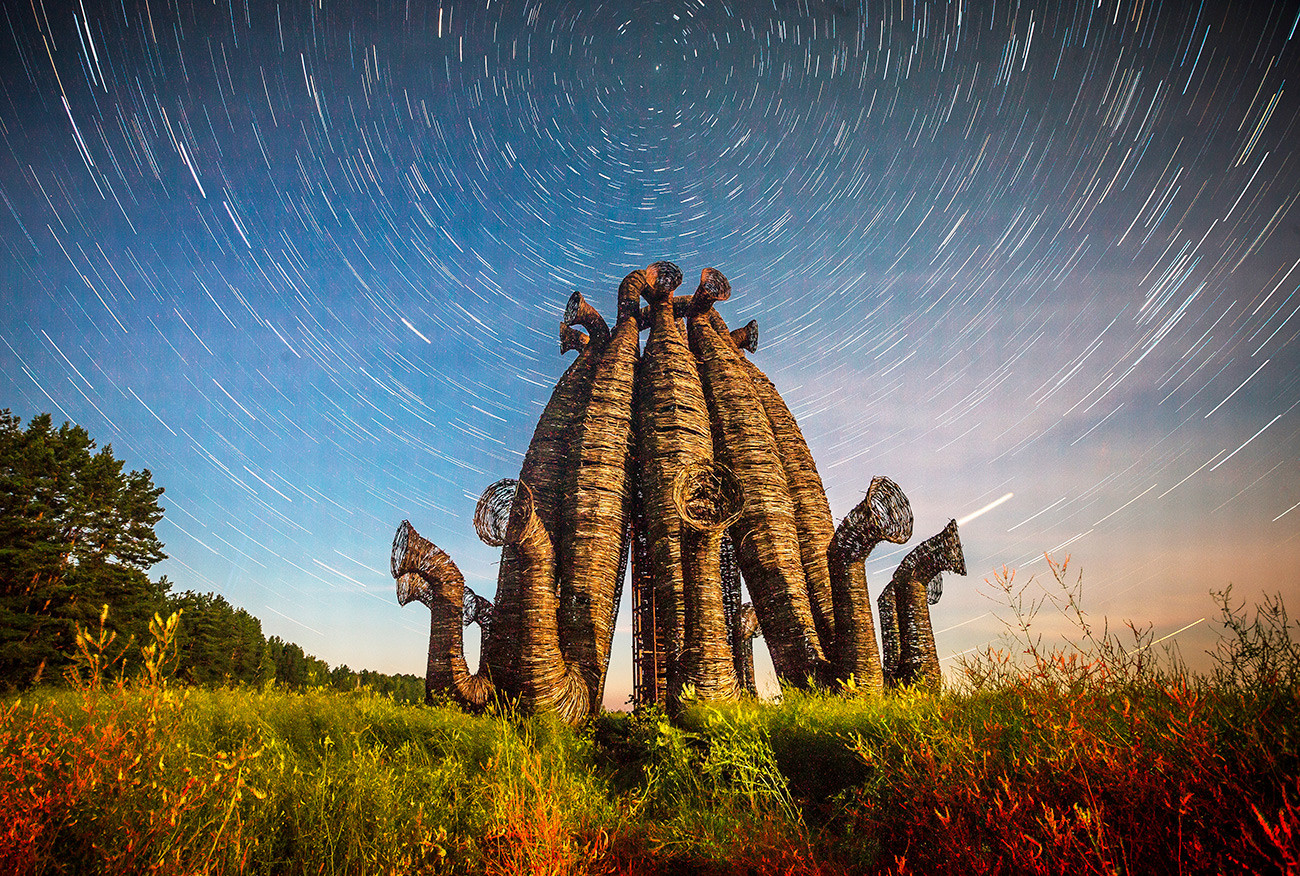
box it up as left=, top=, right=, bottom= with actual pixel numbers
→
left=0, top=610, right=258, bottom=875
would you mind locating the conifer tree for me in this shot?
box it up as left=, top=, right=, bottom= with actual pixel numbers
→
left=169, top=590, right=268, bottom=685
left=0, top=410, right=167, bottom=687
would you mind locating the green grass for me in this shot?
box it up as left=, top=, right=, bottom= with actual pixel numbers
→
left=3, top=569, right=1298, bottom=874
left=2, top=684, right=622, bottom=875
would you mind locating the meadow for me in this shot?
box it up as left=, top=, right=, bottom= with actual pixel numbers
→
left=2, top=560, right=1297, bottom=874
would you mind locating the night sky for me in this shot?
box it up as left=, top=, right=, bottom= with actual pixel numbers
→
left=3, top=0, right=1298, bottom=706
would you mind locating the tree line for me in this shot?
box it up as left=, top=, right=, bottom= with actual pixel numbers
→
left=0, top=410, right=421, bottom=702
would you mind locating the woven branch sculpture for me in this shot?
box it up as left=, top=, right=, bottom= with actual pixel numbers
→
left=392, top=261, right=968, bottom=722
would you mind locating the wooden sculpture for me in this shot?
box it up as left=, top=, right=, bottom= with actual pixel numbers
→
left=635, top=261, right=714, bottom=703
left=732, top=602, right=762, bottom=695
left=392, top=520, right=494, bottom=709
left=880, top=520, right=967, bottom=691
left=828, top=476, right=914, bottom=692
left=673, top=459, right=747, bottom=706
left=392, top=261, right=968, bottom=722
left=688, top=271, right=828, bottom=687
left=561, top=275, right=642, bottom=707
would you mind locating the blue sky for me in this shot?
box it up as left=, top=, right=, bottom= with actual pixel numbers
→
left=2, top=0, right=1298, bottom=706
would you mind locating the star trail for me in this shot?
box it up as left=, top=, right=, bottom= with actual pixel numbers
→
left=2, top=0, right=1297, bottom=704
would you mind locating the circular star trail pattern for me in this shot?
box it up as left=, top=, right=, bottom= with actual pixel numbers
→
left=2, top=0, right=1297, bottom=700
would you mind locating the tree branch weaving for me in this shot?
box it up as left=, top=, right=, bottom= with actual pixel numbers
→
left=392, top=262, right=967, bottom=721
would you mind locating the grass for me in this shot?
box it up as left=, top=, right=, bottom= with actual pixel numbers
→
left=2, top=559, right=1298, bottom=874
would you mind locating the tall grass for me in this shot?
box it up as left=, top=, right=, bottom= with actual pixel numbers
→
left=0, top=609, right=262, bottom=874
left=3, top=561, right=1298, bottom=874
left=1, top=608, right=621, bottom=874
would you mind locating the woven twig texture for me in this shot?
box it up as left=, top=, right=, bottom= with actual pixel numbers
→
left=707, top=308, right=838, bottom=657
left=392, top=520, right=495, bottom=709
left=392, top=260, right=970, bottom=718
left=828, top=476, right=914, bottom=691
left=888, top=520, right=965, bottom=691
left=672, top=459, right=746, bottom=706
left=560, top=276, right=642, bottom=707
left=635, top=261, right=713, bottom=701
left=688, top=277, right=827, bottom=688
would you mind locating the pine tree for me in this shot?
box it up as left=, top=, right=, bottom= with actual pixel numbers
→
left=169, top=590, right=268, bottom=685
left=0, top=411, right=167, bottom=688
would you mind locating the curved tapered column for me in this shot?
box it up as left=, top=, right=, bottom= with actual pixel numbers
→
left=630, top=466, right=659, bottom=707
left=689, top=270, right=827, bottom=687
left=706, top=308, right=837, bottom=654
left=827, top=477, right=913, bottom=691
left=634, top=261, right=713, bottom=702
left=483, top=298, right=608, bottom=695
left=672, top=460, right=747, bottom=707
left=719, top=532, right=744, bottom=686
left=477, top=479, right=589, bottom=724
left=878, top=571, right=946, bottom=685
left=730, top=319, right=758, bottom=353
left=531, top=290, right=609, bottom=542
left=561, top=275, right=642, bottom=707
left=878, top=581, right=900, bottom=685
left=889, top=519, right=966, bottom=691
left=392, top=520, right=495, bottom=709
left=733, top=603, right=762, bottom=695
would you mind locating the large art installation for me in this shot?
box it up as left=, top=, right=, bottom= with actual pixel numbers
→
left=391, top=262, right=967, bottom=723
